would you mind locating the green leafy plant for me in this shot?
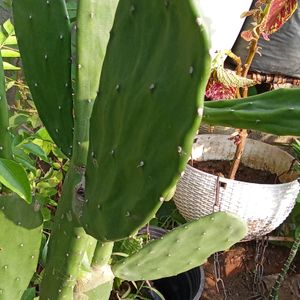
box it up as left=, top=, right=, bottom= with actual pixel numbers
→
left=1, top=1, right=300, bottom=299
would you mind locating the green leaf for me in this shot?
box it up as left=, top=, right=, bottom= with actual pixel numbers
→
left=3, top=35, right=17, bottom=46
left=20, top=142, right=49, bottom=162
left=3, top=19, right=15, bottom=35
left=1, top=49, right=20, bottom=58
left=0, top=158, right=31, bottom=203
left=3, top=61, right=20, bottom=70
left=21, top=287, right=36, bottom=300
left=0, top=31, right=6, bottom=44
left=9, top=113, right=30, bottom=128
left=6, top=79, right=15, bottom=91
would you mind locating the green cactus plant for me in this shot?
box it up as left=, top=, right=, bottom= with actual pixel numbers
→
left=0, top=46, right=43, bottom=299
left=81, top=0, right=211, bottom=241
left=112, top=212, right=246, bottom=281
left=203, top=88, right=300, bottom=136
left=0, top=194, right=43, bottom=300
left=5, top=0, right=299, bottom=299
left=13, top=0, right=74, bottom=157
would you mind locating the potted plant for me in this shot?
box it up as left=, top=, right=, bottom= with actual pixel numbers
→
left=0, top=1, right=249, bottom=299
left=174, top=0, right=300, bottom=240
left=1, top=0, right=300, bottom=298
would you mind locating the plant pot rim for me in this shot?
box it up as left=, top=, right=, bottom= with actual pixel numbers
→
left=191, top=134, right=299, bottom=185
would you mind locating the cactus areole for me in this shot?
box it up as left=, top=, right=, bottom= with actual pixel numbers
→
left=82, top=0, right=211, bottom=241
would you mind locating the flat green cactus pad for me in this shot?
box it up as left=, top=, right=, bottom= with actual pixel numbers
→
left=83, top=0, right=211, bottom=241
left=204, top=88, right=300, bottom=136
left=113, top=212, right=247, bottom=281
left=13, top=0, right=73, bottom=157
left=0, top=194, right=43, bottom=299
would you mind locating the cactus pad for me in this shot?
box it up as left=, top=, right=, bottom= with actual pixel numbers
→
left=13, top=0, right=73, bottom=157
left=0, top=194, right=43, bottom=299
left=83, top=0, right=211, bottom=241
left=113, top=212, right=247, bottom=280
left=204, top=88, right=300, bottom=136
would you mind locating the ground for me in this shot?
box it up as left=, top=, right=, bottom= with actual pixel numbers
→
left=202, top=241, right=300, bottom=300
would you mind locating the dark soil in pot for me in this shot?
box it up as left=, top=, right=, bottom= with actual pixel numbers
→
left=190, top=160, right=281, bottom=184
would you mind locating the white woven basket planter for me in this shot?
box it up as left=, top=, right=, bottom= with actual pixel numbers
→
left=174, top=134, right=300, bottom=240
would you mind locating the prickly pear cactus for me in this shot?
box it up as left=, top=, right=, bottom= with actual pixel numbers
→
left=0, top=194, right=43, bottom=300
left=112, top=212, right=247, bottom=280
left=82, top=0, right=211, bottom=241
left=203, top=88, right=300, bottom=136
left=12, top=0, right=73, bottom=157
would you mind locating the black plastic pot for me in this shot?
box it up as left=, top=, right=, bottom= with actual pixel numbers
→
left=139, top=227, right=205, bottom=300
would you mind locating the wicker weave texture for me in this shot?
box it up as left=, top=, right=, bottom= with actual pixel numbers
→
left=174, top=135, right=300, bottom=240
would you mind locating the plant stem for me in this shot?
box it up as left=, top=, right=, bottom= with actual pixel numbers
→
left=39, top=165, right=92, bottom=299
left=269, top=233, right=300, bottom=299
left=92, top=242, right=114, bottom=266
left=241, top=39, right=259, bottom=97
left=228, top=129, right=248, bottom=179
left=228, top=38, right=259, bottom=179
left=0, top=55, right=12, bottom=160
